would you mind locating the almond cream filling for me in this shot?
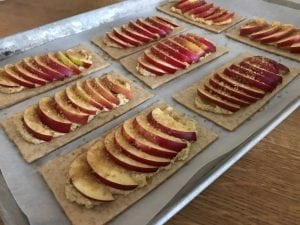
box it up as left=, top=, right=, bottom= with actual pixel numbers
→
left=194, top=96, right=233, bottom=115
left=0, top=86, right=24, bottom=94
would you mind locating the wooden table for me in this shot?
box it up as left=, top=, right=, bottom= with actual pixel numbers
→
left=0, top=1, right=299, bottom=225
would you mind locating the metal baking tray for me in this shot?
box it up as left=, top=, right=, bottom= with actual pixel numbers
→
left=0, top=0, right=299, bottom=225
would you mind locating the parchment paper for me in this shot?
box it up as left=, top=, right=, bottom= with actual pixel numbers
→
left=0, top=1, right=299, bottom=225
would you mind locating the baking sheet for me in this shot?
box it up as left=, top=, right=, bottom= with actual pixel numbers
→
left=0, top=1, right=299, bottom=225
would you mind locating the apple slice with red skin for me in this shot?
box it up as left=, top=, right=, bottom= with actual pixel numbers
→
left=240, top=19, right=267, bottom=36
left=4, top=65, right=35, bottom=88
left=174, top=37, right=206, bottom=58
left=196, top=6, right=220, bottom=18
left=147, top=17, right=174, bottom=33
left=128, top=21, right=159, bottom=39
left=185, top=2, right=213, bottom=15
left=137, top=57, right=168, bottom=76
left=105, top=131, right=159, bottom=173
left=133, top=114, right=187, bottom=151
left=121, top=25, right=152, bottom=43
left=38, top=97, right=73, bottom=133
left=213, top=12, right=234, bottom=24
left=114, top=127, right=171, bottom=167
left=185, top=34, right=216, bottom=53
left=65, top=49, right=92, bottom=69
left=147, top=108, right=197, bottom=141
left=245, top=56, right=290, bottom=74
left=197, top=88, right=240, bottom=112
left=83, top=79, right=115, bottom=110
left=75, top=80, right=105, bottom=110
left=122, top=119, right=177, bottom=159
left=249, top=24, right=281, bottom=40
left=209, top=78, right=260, bottom=103
left=45, top=52, right=74, bottom=77
left=93, top=78, right=120, bottom=105
left=164, top=39, right=200, bottom=63
left=69, top=153, right=114, bottom=202
left=259, top=26, right=295, bottom=44
left=54, top=91, right=90, bottom=125
left=205, top=9, right=227, bottom=21
left=14, top=63, right=48, bottom=85
left=87, top=142, right=138, bottom=191
left=56, top=51, right=82, bottom=74
left=155, top=16, right=178, bottom=27
left=22, top=58, right=54, bottom=81
left=23, top=106, right=53, bottom=141
left=229, top=64, right=278, bottom=88
left=176, top=0, right=206, bottom=14
left=113, top=28, right=142, bottom=47
left=223, top=67, right=273, bottom=92
left=155, top=42, right=191, bottom=64
left=150, top=46, right=188, bottom=69
left=33, top=56, right=65, bottom=80
left=143, top=49, right=179, bottom=74
left=106, top=32, right=135, bottom=48
left=100, top=74, right=132, bottom=100
left=214, top=73, right=265, bottom=98
left=276, top=33, right=300, bottom=48
left=136, top=19, right=167, bottom=37
left=0, top=70, right=20, bottom=88
left=239, top=61, right=282, bottom=84
left=290, top=42, right=300, bottom=53
left=204, top=83, right=251, bottom=107
left=65, top=85, right=98, bottom=115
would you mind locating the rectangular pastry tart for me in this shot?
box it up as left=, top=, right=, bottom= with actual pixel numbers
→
left=0, top=44, right=109, bottom=109
left=120, top=32, right=228, bottom=89
left=0, top=71, right=153, bottom=162
left=92, top=16, right=185, bottom=59
left=173, top=53, right=299, bottom=130
left=39, top=101, right=218, bottom=225
left=157, top=0, right=244, bottom=33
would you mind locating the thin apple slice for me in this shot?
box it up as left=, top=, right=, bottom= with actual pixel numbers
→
left=122, top=119, right=177, bottom=159
left=276, top=33, right=300, bottom=47
left=69, top=153, right=114, bottom=201
left=45, top=52, right=74, bottom=77
left=174, top=36, right=206, bottom=58
left=196, top=6, right=220, bottom=18
left=209, top=77, right=259, bottom=103
left=213, top=12, right=234, bottom=25
left=104, top=132, right=159, bottom=173
left=137, top=57, right=168, bottom=76
left=137, top=19, right=167, bottom=37
left=185, top=2, right=213, bottom=15
left=113, top=28, right=142, bottom=47
left=93, top=78, right=120, bottom=106
left=23, top=106, right=54, bottom=141
left=175, top=0, right=206, bottom=14
left=290, top=42, right=300, bottom=53
left=14, top=62, right=48, bottom=85
left=22, top=57, right=54, bottom=81
left=205, top=9, right=227, bottom=21
left=245, top=56, right=290, bottom=74
left=38, top=97, right=73, bottom=133
left=54, top=91, right=90, bottom=125
left=114, top=127, right=171, bottom=167
left=185, top=34, right=216, bottom=53
left=259, top=25, right=295, bottom=43
left=155, top=16, right=179, bottom=27
left=155, top=42, right=191, bottom=63
left=150, top=46, right=188, bottom=69
left=249, top=23, right=281, bottom=40
left=33, top=56, right=65, bottom=80
left=133, top=114, right=187, bottom=151
left=86, top=142, right=139, bottom=190
left=147, top=107, right=197, bottom=141
left=4, top=65, right=35, bottom=88
left=65, top=49, right=92, bottom=69
left=121, top=25, right=152, bottom=43
left=83, top=79, right=115, bottom=110
left=56, top=51, right=82, bottom=74
left=197, top=87, right=241, bottom=112
left=0, top=70, right=21, bottom=88
left=214, top=73, right=265, bottom=98
left=147, top=17, right=174, bottom=33
left=128, top=21, right=159, bottom=39
left=240, top=18, right=267, bottom=36
left=106, top=32, right=135, bottom=48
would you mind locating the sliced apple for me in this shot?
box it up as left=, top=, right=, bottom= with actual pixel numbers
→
left=4, top=65, right=35, bottom=88
left=150, top=46, right=188, bottom=69
left=137, top=57, right=168, bottom=76
left=240, top=18, right=267, bottom=36
left=14, top=62, right=48, bottom=85
left=245, top=56, right=290, bottom=74
left=276, top=33, right=300, bottom=48
left=86, top=142, right=138, bottom=190
left=197, top=88, right=240, bottom=112
left=174, top=36, right=206, bottom=57
left=133, top=114, right=187, bottom=151
left=65, top=85, right=98, bottom=115
left=22, top=57, right=54, bottom=81
left=185, top=2, right=213, bottom=15
left=33, top=56, right=65, bottom=80
left=0, top=69, right=21, bottom=88
left=121, top=25, right=153, bottom=43
left=128, top=20, right=159, bottom=39
left=196, top=6, right=220, bottom=18
left=65, top=49, right=92, bottom=69
left=56, top=51, right=82, bottom=74
left=176, top=0, right=206, bottom=14
left=213, top=12, right=234, bottom=25
left=185, top=34, right=216, bottom=53
left=38, top=97, right=73, bottom=133
left=147, top=107, right=197, bottom=141
left=69, top=153, right=114, bottom=201
left=114, top=127, right=171, bottom=167
left=100, top=74, right=132, bottom=100
left=290, top=42, right=300, bottom=53
left=93, top=78, right=120, bottom=106
left=155, top=16, right=178, bottom=28
left=113, top=28, right=142, bottom=47
left=104, top=132, right=159, bottom=173
left=45, top=52, right=74, bottom=77
left=259, top=25, right=295, bottom=43
left=122, top=119, right=177, bottom=159
left=147, top=17, right=174, bottom=33
left=106, top=32, right=135, bottom=48
left=137, top=19, right=167, bottom=37
left=205, top=9, right=227, bottom=21
left=249, top=23, right=281, bottom=40
left=54, top=91, right=90, bottom=124
left=155, top=42, right=191, bottom=63
left=23, top=106, right=53, bottom=141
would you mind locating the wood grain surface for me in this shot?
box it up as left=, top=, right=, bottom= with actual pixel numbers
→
left=0, top=1, right=299, bottom=225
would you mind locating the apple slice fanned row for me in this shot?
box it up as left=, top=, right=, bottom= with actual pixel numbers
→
left=67, top=106, right=197, bottom=204
left=0, top=49, right=93, bottom=94
left=195, top=55, right=290, bottom=114
left=136, top=33, right=216, bottom=76
left=104, top=16, right=179, bottom=49
left=21, top=74, right=132, bottom=143
left=170, top=0, right=235, bottom=26
left=239, top=18, right=300, bottom=54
